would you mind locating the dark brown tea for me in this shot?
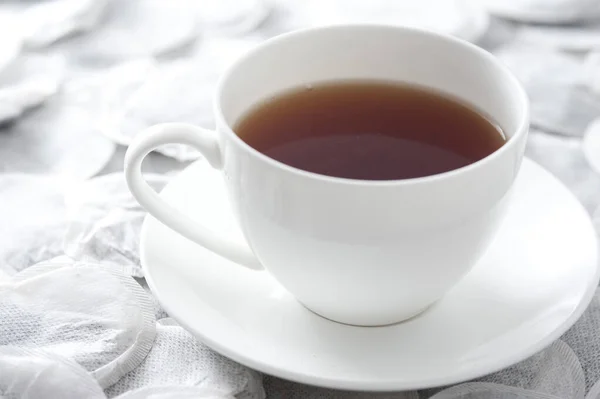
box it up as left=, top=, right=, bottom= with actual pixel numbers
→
left=234, top=81, right=506, bottom=180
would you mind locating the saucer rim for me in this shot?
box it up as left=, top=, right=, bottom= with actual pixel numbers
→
left=140, top=158, right=600, bottom=391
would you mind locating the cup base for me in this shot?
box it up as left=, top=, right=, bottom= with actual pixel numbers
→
left=299, top=300, right=434, bottom=327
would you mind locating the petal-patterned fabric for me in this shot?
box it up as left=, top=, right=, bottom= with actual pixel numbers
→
left=4, top=259, right=156, bottom=388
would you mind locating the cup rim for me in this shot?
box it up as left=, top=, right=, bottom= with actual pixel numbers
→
left=214, top=24, right=530, bottom=186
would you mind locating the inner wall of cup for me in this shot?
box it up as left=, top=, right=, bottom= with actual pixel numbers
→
left=219, top=25, right=527, bottom=138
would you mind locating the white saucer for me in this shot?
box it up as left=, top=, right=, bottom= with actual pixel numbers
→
left=141, top=158, right=599, bottom=391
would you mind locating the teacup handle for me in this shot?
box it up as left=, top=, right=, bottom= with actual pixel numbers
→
left=124, top=123, right=263, bottom=271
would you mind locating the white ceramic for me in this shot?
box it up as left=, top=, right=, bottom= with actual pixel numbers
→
left=125, top=25, right=529, bottom=326
left=140, top=158, right=599, bottom=391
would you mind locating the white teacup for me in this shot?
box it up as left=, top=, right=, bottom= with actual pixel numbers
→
left=125, top=25, right=529, bottom=326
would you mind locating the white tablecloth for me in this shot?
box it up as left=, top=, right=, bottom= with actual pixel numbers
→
left=0, top=1, right=599, bottom=398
